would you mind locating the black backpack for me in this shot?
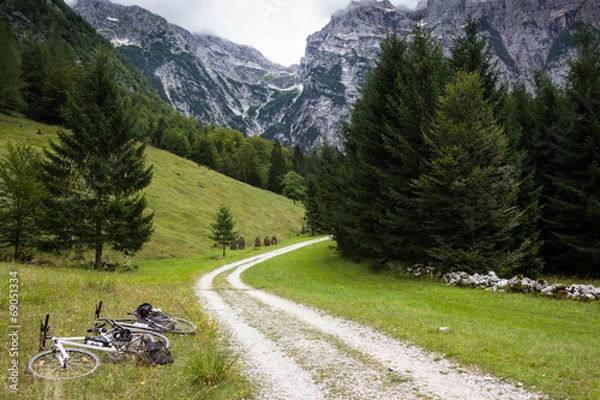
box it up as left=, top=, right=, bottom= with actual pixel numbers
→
left=136, top=302, right=153, bottom=318
left=136, top=335, right=174, bottom=366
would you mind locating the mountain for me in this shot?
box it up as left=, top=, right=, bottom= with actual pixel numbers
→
left=71, top=0, right=600, bottom=150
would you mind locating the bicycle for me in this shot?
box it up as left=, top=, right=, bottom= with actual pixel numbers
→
left=27, top=312, right=171, bottom=380
left=109, top=301, right=197, bottom=335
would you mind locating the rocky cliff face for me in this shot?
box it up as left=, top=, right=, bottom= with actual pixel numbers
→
left=72, top=0, right=599, bottom=150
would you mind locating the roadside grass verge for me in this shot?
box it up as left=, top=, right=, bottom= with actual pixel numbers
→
left=0, top=242, right=292, bottom=400
left=243, top=239, right=600, bottom=400
left=0, top=237, right=314, bottom=399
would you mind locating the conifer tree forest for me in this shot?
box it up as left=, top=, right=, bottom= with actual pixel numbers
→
left=1, top=6, right=599, bottom=278
left=303, top=22, right=600, bottom=279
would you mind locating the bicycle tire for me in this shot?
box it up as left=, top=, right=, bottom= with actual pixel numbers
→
left=111, top=318, right=147, bottom=330
left=122, top=328, right=171, bottom=352
left=113, top=316, right=196, bottom=334
left=27, top=348, right=100, bottom=380
left=161, top=316, right=197, bottom=334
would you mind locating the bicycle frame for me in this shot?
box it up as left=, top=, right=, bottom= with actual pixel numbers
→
left=45, top=333, right=120, bottom=354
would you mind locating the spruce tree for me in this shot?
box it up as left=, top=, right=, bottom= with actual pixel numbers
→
left=380, top=25, right=450, bottom=261
left=209, top=205, right=238, bottom=257
left=339, top=33, right=409, bottom=260
left=41, top=52, right=154, bottom=269
left=450, top=15, right=501, bottom=106
left=544, top=25, right=600, bottom=276
left=340, top=27, right=449, bottom=262
left=413, top=71, right=524, bottom=275
left=303, top=142, right=345, bottom=236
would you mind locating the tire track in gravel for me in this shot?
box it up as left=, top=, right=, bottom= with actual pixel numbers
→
left=195, top=238, right=547, bottom=400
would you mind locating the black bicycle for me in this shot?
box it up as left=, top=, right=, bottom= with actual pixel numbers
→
left=109, top=301, right=197, bottom=335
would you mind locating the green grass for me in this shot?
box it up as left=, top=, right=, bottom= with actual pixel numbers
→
left=0, top=112, right=307, bottom=399
left=0, top=241, right=309, bottom=400
left=0, top=111, right=305, bottom=262
left=3, top=112, right=600, bottom=400
left=243, top=240, right=600, bottom=400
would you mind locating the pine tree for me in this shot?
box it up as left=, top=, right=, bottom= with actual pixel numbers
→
left=413, top=71, right=524, bottom=275
left=209, top=206, right=238, bottom=257
left=544, top=25, right=600, bottom=276
left=41, top=52, right=154, bottom=269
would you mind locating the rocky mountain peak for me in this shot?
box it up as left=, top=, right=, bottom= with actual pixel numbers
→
left=72, top=0, right=600, bottom=150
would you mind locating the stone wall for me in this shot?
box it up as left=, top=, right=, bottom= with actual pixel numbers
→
left=405, top=265, right=600, bottom=301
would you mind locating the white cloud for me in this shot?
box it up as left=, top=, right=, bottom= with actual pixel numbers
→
left=68, top=0, right=420, bottom=66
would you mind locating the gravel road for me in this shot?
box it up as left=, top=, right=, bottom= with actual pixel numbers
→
left=195, top=238, right=548, bottom=400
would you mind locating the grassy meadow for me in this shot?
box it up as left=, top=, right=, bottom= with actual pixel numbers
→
left=0, top=112, right=305, bottom=399
left=2, top=113, right=600, bottom=400
left=244, top=240, right=600, bottom=400
left=0, top=112, right=306, bottom=262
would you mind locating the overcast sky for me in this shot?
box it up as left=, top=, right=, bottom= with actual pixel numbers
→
left=68, top=0, right=422, bottom=66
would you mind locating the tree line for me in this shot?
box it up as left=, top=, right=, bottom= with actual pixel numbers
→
left=1, top=52, right=153, bottom=269
left=2, top=13, right=599, bottom=278
left=301, top=20, right=600, bottom=279
left=0, top=18, right=303, bottom=196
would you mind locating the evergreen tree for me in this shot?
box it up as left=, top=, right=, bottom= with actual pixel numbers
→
left=292, top=144, right=307, bottom=176
left=267, top=140, right=288, bottom=193
left=496, top=81, right=544, bottom=276
left=339, top=27, right=450, bottom=261
left=450, top=15, right=501, bottom=106
left=413, top=71, right=524, bottom=275
left=544, top=25, right=600, bottom=276
left=303, top=142, right=345, bottom=236
left=41, top=52, right=154, bottom=269
left=0, top=142, right=47, bottom=260
left=20, top=40, right=49, bottom=120
left=0, top=23, right=24, bottom=111
left=40, top=35, right=78, bottom=124
left=338, top=33, right=408, bottom=259
left=209, top=205, right=238, bottom=257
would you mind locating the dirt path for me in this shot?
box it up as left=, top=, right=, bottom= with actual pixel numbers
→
left=195, top=238, right=547, bottom=400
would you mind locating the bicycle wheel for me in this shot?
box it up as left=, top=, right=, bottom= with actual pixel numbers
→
left=161, top=316, right=197, bottom=334
left=123, top=328, right=171, bottom=351
left=27, top=348, right=100, bottom=380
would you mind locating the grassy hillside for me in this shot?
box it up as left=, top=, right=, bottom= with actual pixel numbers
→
left=0, top=112, right=305, bottom=262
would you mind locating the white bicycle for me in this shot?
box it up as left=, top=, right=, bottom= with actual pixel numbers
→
left=27, top=313, right=171, bottom=380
